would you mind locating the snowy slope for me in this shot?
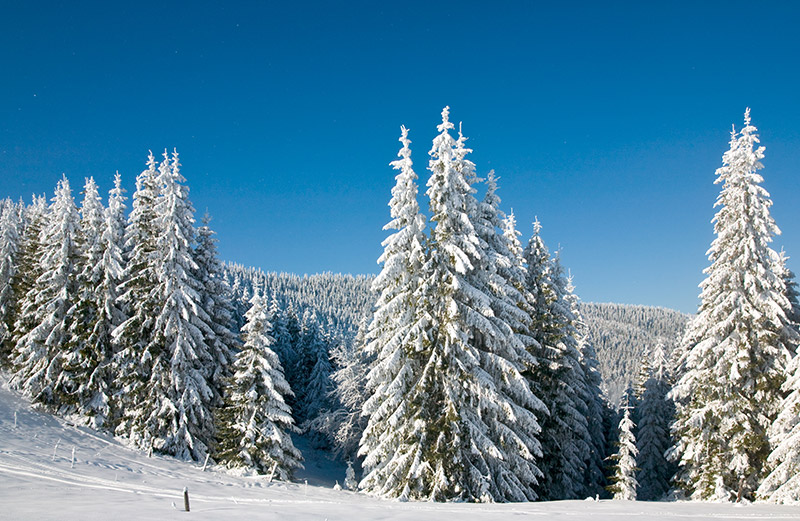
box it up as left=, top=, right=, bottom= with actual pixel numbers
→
left=1, top=378, right=798, bottom=521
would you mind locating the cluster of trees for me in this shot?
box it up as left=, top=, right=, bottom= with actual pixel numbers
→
left=3, top=108, right=798, bottom=505
left=352, top=109, right=611, bottom=502
left=0, top=151, right=302, bottom=478
left=669, top=110, right=800, bottom=503
left=602, top=110, right=800, bottom=504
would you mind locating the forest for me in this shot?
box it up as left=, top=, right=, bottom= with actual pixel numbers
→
left=0, top=108, right=798, bottom=504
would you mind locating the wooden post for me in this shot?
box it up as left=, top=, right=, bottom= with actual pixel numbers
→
left=267, top=461, right=278, bottom=483
left=183, top=487, right=190, bottom=512
left=52, top=439, right=60, bottom=461
left=14, top=411, right=17, bottom=428
left=202, top=454, right=210, bottom=472
left=71, top=447, right=76, bottom=469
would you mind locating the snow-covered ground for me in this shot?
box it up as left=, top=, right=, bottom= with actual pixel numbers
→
left=1, top=380, right=799, bottom=521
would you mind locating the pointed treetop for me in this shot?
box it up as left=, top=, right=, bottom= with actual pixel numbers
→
left=533, top=217, right=542, bottom=236
left=743, top=107, right=751, bottom=128
left=397, top=125, right=411, bottom=160
left=438, top=106, right=454, bottom=133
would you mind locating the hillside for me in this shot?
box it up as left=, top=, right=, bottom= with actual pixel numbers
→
left=581, top=303, right=690, bottom=405
left=225, top=266, right=690, bottom=406
left=1, top=377, right=796, bottom=520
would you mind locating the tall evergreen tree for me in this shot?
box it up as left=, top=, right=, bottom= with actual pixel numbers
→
left=113, top=152, right=162, bottom=438
left=11, top=195, right=47, bottom=352
left=60, top=176, right=120, bottom=427
left=359, top=125, right=431, bottom=499
left=0, top=198, right=20, bottom=363
left=362, top=110, right=543, bottom=502
left=635, top=344, right=675, bottom=501
left=214, top=287, right=302, bottom=478
left=11, top=176, right=81, bottom=407
left=670, top=110, right=798, bottom=501
left=194, top=213, right=237, bottom=398
left=523, top=222, right=591, bottom=500
left=609, top=406, right=638, bottom=501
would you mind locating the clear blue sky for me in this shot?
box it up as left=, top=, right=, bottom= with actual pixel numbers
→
left=2, top=1, right=799, bottom=314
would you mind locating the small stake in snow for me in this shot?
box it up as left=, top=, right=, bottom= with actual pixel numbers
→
left=148, top=441, right=153, bottom=458
left=267, top=461, right=278, bottom=483
left=14, top=411, right=17, bottom=428
left=71, top=447, right=76, bottom=469
left=202, top=453, right=210, bottom=472
left=304, top=479, right=308, bottom=496
left=183, top=487, right=190, bottom=512
left=52, top=439, right=60, bottom=461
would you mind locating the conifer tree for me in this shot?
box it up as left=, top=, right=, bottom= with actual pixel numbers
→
left=11, top=176, right=81, bottom=407
left=60, top=176, right=121, bottom=427
left=215, top=288, right=302, bottom=478
left=670, top=110, right=798, bottom=501
left=609, top=406, right=638, bottom=501
left=194, top=213, right=237, bottom=397
left=113, top=153, right=161, bottom=436
left=0, top=198, right=20, bottom=363
left=359, top=125, right=432, bottom=499
left=523, top=222, right=590, bottom=500
left=635, top=344, right=675, bottom=501
left=362, top=110, right=543, bottom=502
left=11, top=195, right=47, bottom=352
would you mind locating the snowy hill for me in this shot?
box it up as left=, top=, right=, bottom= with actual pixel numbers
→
left=581, top=303, right=690, bottom=404
left=224, top=266, right=690, bottom=406
left=2, top=376, right=799, bottom=520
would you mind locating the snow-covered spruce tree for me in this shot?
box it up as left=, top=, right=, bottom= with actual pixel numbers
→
left=669, top=110, right=798, bottom=501
left=523, top=222, right=590, bottom=500
left=113, top=153, right=163, bottom=437
left=358, top=125, right=431, bottom=499
left=758, top=340, right=800, bottom=502
left=11, top=176, right=81, bottom=407
left=214, top=287, right=302, bottom=478
left=144, top=149, right=218, bottom=460
left=58, top=176, right=124, bottom=427
left=469, top=168, right=547, bottom=498
left=566, top=274, right=609, bottom=498
left=362, top=109, right=543, bottom=502
left=0, top=198, right=20, bottom=363
left=635, top=344, right=675, bottom=501
left=344, top=460, right=358, bottom=491
left=10, top=195, right=47, bottom=353
left=298, top=319, right=334, bottom=428
left=609, top=406, right=638, bottom=501
left=194, top=213, right=237, bottom=398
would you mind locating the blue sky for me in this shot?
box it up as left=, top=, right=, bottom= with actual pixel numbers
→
left=2, top=1, right=799, bottom=313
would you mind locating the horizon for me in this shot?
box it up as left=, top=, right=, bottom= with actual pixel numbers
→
left=2, top=1, right=799, bottom=315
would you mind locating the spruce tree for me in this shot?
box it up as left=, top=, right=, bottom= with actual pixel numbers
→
left=194, top=213, right=237, bottom=399
left=609, top=406, right=638, bottom=501
left=362, top=109, right=543, bottom=502
left=214, top=288, right=302, bottom=478
left=11, top=195, right=47, bottom=352
left=670, top=110, right=798, bottom=501
left=60, top=176, right=120, bottom=427
left=359, top=125, right=431, bottom=499
left=11, top=176, right=81, bottom=407
left=635, top=344, right=675, bottom=501
left=113, top=153, right=161, bottom=437
left=0, top=198, right=20, bottom=363
left=523, top=222, right=590, bottom=500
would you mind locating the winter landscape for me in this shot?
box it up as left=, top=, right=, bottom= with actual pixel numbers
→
left=3, top=2, right=800, bottom=520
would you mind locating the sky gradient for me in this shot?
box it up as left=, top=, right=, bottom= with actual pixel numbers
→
left=2, top=1, right=799, bottom=314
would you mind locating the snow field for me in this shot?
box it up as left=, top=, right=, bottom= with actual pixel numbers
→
left=2, top=382, right=800, bottom=521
